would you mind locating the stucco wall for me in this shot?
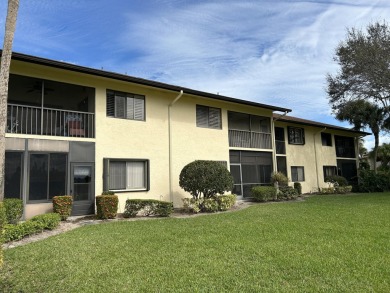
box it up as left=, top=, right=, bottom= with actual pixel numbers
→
left=275, top=121, right=358, bottom=193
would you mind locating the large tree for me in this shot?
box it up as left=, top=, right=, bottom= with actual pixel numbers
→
left=0, top=0, right=19, bottom=201
left=327, top=21, right=390, bottom=172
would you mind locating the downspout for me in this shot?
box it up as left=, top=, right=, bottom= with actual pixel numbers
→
left=168, top=90, right=184, bottom=203
left=272, top=111, right=288, bottom=174
left=313, top=127, right=326, bottom=191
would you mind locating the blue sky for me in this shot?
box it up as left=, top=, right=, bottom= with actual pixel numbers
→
left=0, top=0, right=389, bottom=149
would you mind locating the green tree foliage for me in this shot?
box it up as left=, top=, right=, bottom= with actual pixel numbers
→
left=327, top=21, right=390, bottom=172
left=179, top=160, right=234, bottom=199
left=370, top=143, right=390, bottom=171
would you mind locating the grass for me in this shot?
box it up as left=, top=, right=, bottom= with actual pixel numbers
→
left=1, top=193, right=390, bottom=292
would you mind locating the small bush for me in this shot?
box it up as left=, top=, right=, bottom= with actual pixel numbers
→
left=320, top=187, right=335, bottom=194
left=123, top=199, right=174, bottom=218
left=335, top=186, right=353, bottom=194
left=179, top=160, right=234, bottom=199
left=278, top=186, right=298, bottom=200
left=30, top=213, right=61, bottom=230
left=154, top=201, right=174, bottom=217
left=271, top=172, right=289, bottom=187
left=182, top=198, right=202, bottom=213
left=53, top=196, right=73, bottom=221
left=202, top=198, right=220, bottom=213
left=3, top=198, right=23, bottom=224
left=294, top=182, right=302, bottom=195
left=4, top=213, right=61, bottom=243
left=182, top=195, right=236, bottom=213
left=251, top=186, right=277, bottom=202
left=216, top=194, right=237, bottom=211
left=0, top=202, right=5, bottom=267
left=325, top=175, right=348, bottom=187
left=96, top=194, right=119, bottom=219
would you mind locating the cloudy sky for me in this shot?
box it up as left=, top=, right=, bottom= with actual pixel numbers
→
left=0, top=0, right=389, bottom=149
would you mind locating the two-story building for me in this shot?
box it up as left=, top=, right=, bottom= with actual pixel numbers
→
left=2, top=52, right=369, bottom=218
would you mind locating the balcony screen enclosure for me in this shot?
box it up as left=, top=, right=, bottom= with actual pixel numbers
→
left=7, top=74, right=95, bottom=137
left=230, top=150, right=273, bottom=197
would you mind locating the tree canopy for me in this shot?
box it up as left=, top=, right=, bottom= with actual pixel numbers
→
left=327, top=21, right=390, bottom=171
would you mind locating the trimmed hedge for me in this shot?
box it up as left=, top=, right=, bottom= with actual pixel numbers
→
left=3, top=198, right=23, bottom=224
left=0, top=202, right=5, bottom=267
left=182, top=194, right=236, bottom=213
left=96, top=194, right=119, bottom=219
left=319, top=186, right=353, bottom=194
left=53, top=195, right=73, bottom=220
left=123, top=199, right=174, bottom=218
left=278, top=186, right=298, bottom=200
left=4, top=213, right=61, bottom=243
left=251, top=186, right=277, bottom=202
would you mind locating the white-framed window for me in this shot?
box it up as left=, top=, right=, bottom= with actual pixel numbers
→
left=196, top=105, right=222, bottom=129
left=106, top=90, right=145, bottom=121
left=291, top=166, right=305, bottom=182
left=104, top=159, right=149, bottom=192
left=288, top=127, right=305, bottom=145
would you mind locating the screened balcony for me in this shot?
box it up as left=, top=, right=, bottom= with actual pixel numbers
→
left=228, top=112, right=272, bottom=149
left=6, top=74, right=95, bottom=138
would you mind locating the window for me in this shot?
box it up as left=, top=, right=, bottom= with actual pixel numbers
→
left=291, top=166, right=305, bottom=182
left=275, top=127, right=286, bottom=154
left=276, top=156, right=287, bottom=177
left=321, top=133, right=332, bottom=146
left=323, top=166, right=337, bottom=180
left=196, top=105, right=221, bottom=129
left=288, top=127, right=305, bottom=145
left=335, top=135, right=355, bottom=158
left=29, top=153, right=67, bottom=201
left=104, top=159, right=149, bottom=191
left=107, top=90, right=145, bottom=121
left=5, top=152, right=23, bottom=199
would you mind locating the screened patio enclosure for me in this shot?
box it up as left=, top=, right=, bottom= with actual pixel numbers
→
left=7, top=74, right=95, bottom=138
left=229, top=150, right=273, bottom=197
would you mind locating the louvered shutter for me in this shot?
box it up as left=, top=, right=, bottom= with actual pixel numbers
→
left=126, top=97, right=135, bottom=120
left=196, top=105, right=209, bottom=127
left=209, top=107, right=221, bottom=129
left=106, top=91, right=115, bottom=117
left=115, top=95, right=126, bottom=118
left=134, top=96, right=145, bottom=120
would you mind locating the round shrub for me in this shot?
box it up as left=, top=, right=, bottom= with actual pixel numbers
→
left=3, top=198, right=23, bottom=224
left=53, top=195, right=73, bottom=221
left=179, top=160, right=234, bottom=199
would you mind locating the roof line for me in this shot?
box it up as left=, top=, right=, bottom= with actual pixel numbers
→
left=6, top=51, right=292, bottom=113
left=274, top=114, right=371, bottom=136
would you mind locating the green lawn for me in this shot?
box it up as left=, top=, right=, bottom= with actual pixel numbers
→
left=1, top=193, right=390, bottom=292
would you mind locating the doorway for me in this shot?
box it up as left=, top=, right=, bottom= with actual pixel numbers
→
left=71, top=163, right=94, bottom=216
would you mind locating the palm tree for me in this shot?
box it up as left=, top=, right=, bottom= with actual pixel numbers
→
left=0, top=0, right=20, bottom=201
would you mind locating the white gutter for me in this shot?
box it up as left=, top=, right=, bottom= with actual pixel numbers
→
left=168, top=90, right=184, bottom=202
left=313, top=127, right=327, bottom=191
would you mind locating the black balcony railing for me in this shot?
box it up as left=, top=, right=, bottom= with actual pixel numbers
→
left=7, top=103, right=95, bottom=138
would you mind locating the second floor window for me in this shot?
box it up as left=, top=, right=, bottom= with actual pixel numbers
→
left=107, top=90, right=145, bottom=121
left=196, top=105, right=222, bottom=129
left=288, top=127, right=305, bottom=145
